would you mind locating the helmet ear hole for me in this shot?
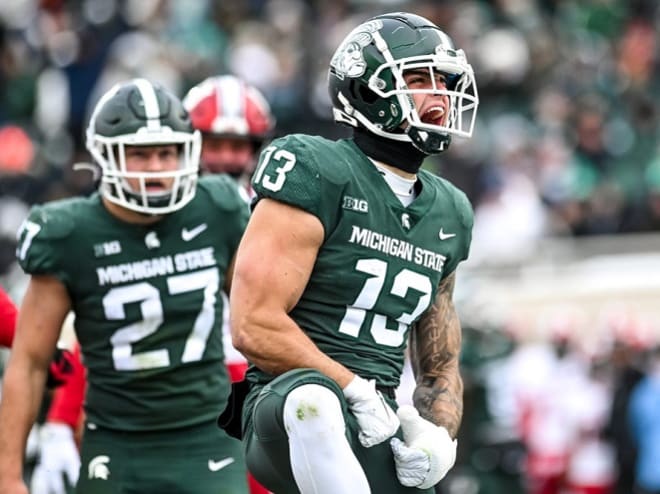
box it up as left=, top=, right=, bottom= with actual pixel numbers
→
left=357, top=84, right=378, bottom=104
left=346, top=80, right=360, bottom=101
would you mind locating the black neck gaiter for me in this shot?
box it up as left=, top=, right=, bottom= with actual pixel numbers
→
left=352, top=128, right=426, bottom=174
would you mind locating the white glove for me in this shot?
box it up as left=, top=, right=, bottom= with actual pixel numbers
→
left=342, top=375, right=400, bottom=448
left=390, top=405, right=457, bottom=489
left=30, top=423, right=80, bottom=494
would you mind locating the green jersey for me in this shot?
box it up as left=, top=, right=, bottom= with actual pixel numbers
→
left=249, top=135, right=473, bottom=388
left=17, top=175, right=249, bottom=431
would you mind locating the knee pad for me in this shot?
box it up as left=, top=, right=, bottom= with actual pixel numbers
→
left=283, top=384, right=345, bottom=439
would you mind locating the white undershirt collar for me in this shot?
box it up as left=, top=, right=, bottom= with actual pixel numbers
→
left=370, top=159, right=417, bottom=207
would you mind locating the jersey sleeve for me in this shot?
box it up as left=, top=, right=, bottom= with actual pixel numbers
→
left=443, top=187, right=474, bottom=277
left=0, top=287, right=17, bottom=348
left=251, top=134, right=342, bottom=233
left=15, top=202, right=76, bottom=283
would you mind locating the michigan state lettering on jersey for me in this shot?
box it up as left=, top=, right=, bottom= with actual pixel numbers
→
left=16, top=175, right=249, bottom=431
left=250, top=134, right=473, bottom=387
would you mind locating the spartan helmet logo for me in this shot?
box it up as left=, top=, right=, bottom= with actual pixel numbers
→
left=330, top=20, right=382, bottom=79
left=401, top=213, right=411, bottom=229
left=145, top=231, right=160, bottom=249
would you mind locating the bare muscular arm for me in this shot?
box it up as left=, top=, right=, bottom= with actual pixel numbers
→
left=409, top=271, right=463, bottom=438
left=230, top=198, right=355, bottom=389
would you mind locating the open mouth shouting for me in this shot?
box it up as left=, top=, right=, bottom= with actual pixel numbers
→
left=421, top=105, right=446, bottom=126
left=144, top=180, right=169, bottom=194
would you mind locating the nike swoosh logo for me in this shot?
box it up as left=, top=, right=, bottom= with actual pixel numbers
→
left=182, top=223, right=208, bottom=241
left=208, top=457, right=235, bottom=472
left=438, top=228, right=456, bottom=241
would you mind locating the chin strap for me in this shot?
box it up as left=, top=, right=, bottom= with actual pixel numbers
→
left=406, top=127, right=451, bottom=155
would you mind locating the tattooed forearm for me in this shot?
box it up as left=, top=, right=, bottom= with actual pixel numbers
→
left=410, top=272, right=463, bottom=437
left=413, top=374, right=463, bottom=438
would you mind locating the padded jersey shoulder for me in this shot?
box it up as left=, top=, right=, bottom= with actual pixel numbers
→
left=19, top=196, right=88, bottom=240
left=16, top=196, right=99, bottom=276
left=251, top=134, right=358, bottom=226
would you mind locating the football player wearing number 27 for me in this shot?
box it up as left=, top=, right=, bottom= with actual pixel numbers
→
left=228, top=11, right=479, bottom=494
left=0, top=79, right=251, bottom=494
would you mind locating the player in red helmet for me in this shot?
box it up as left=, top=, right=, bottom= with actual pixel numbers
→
left=183, top=75, right=275, bottom=191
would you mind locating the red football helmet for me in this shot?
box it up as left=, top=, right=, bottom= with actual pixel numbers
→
left=183, top=76, right=275, bottom=177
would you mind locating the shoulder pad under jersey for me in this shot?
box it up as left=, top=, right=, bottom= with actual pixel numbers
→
left=16, top=198, right=83, bottom=275
left=251, top=134, right=346, bottom=224
left=19, top=198, right=80, bottom=241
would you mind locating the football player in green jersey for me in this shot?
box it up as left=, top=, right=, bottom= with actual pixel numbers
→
left=0, top=78, right=250, bottom=494
left=226, top=12, right=479, bottom=494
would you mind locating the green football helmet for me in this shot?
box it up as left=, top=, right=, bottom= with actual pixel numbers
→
left=328, top=12, right=479, bottom=154
left=86, top=78, right=201, bottom=215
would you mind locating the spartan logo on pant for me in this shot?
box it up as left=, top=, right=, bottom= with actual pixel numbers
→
left=88, top=455, right=110, bottom=480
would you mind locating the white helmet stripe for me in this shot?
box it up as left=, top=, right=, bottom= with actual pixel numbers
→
left=218, top=76, right=244, bottom=120
left=134, top=78, right=161, bottom=131
left=436, top=30, right=452, bottom=49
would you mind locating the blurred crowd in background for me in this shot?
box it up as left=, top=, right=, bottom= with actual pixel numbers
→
left=442, top=312, right=660, bottom=494
left=1, top=0, right=660, bottom=268
left=1, top=1, right=660, bottom=493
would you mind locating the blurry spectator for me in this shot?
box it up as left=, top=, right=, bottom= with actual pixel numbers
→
left=518, top=332, right=589, bottom=494
left=563, top=354, right=616, bottom=494
left=628, top=345, right=660, bottom=494
left=602, top=322, right=647, bottom=494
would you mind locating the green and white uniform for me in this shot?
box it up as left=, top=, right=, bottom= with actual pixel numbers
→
left=17, top=174, right=250, bottom=494
left=248, top=134, right=472, bottom=387
left=243, top=135, right=473, bottom=493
